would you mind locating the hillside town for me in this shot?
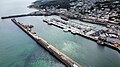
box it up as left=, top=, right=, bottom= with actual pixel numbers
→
left=29, top=0, right=120, bottom=24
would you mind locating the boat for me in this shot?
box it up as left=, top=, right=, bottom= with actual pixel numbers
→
left=97, top=40, right=105, bottom=45
left=63, top=29, right=69, bottom=32
left=60, top=15, right=69, bottom=21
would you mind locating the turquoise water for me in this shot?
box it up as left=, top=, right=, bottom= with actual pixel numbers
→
left=18, top=16, right=120, bottom=67
left=0, top=0, right=65, bottom=67
left=0, top=0, right=120, bottom=67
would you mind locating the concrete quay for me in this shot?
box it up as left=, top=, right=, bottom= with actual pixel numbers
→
left=43, top=19, right=120, bottom=53
left=1, top=14, right=31, bottom=19
left=1, top=12, right=51, bottom=19
left=11, top=19, right=82, bottom=67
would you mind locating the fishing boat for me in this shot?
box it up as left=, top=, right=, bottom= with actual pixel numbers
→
left=60, top=15, right=69, bottom=21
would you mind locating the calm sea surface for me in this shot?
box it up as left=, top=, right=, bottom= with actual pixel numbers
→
left=0, top=0, right=65, bottom=67
left=0, top=0, right=120, bottom=67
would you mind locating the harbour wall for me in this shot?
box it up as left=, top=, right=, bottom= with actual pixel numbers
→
left=11, top=19, right=82, bottom=67
left=1, top=13, right=51, bottom=19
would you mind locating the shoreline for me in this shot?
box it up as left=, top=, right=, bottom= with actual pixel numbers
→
left=1, top=12, right=118, bottom=27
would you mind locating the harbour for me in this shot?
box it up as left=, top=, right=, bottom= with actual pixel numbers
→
left=0, top=0, right=120, bottom=67
left=11, top=19, right=82, bottom=67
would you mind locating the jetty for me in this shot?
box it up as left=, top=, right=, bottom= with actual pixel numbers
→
left=1, top=14, right=31, bottom=19
left=1, top=12, right=51, bottom=19
left=11, top=19, right=82, bottom=67
left=43, top=19, right=120, bottom=53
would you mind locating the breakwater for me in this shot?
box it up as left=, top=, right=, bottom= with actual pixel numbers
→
left=1, top=13, right=51, bottom=19
left=11, top=19, right=82, bottom=67
left=1, top=14, right=30, bottom=19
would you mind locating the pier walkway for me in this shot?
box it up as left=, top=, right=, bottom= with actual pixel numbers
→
left=1, top=13, right=51, bottom=19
